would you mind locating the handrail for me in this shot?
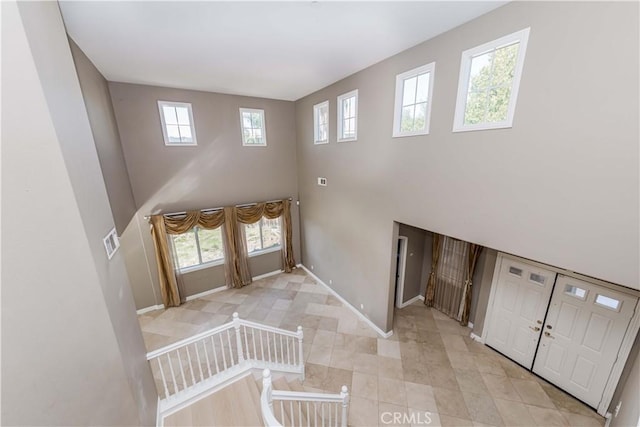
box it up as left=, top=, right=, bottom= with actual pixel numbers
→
left=261, top=368, right=349, bottom=427
left=147, top=312, right=305, bottom=407
left=147, top=313, right=302, bottom=360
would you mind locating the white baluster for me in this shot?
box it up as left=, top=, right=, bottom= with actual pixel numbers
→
left=219, top=334, right=228, bottom=369
left=232, top=313, right=245, bottom=364
left=266, top=331, right=272, bottom=363
left=226, top=329, right=234, bottom=366
left=297, top=326, right=304, bottom=380
left=286, top=336, right=291, bottom=365
left=259, top=330, right=265, bottom=361
left=185, top=345, right=196, bottom=386
left=340, top=385, right=349, bottom=427
left=211, top=336, right=220, bottom=373
left=279, top=334, right=285, bottom=364
left=243, top=325, right=250, bottom=360
left=156, top=357, right=170, bottom=399
left=166, top=353, right=178, bottom=396
left=251, top=327, right=257, bottom=361
left=194, top=342, right=204, bottom=382
left=202, top=339, right=213, bottom=378
left=176, top=349, right=187, bottom=391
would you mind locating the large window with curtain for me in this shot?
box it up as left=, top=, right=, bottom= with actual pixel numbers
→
left=171, top=226, right=224, bottom=270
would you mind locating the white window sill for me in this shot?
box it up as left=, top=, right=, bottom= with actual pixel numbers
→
left=248, top=246, right=281, bottom=258
left=179, top=259, right=224, bottom=274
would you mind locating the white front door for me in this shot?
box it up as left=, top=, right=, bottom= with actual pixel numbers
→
left=485, top=258, right=556, bottom=368
left=533, top=275, right=638, bottom=408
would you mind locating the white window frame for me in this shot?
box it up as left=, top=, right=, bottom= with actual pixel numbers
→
left=245, top=217, right=282, bottom=257
left=313, top=100, right=329, bottom=145
left=239, top=108, right=267, bottom=146
left=157, top=101, right=197, bottom=146
left=452, top=28, right=530, bottom=133
left=337, top=89, right=358, bottom=142
left=173, top=226, right=225, bottom=273
left=392, top=62, right=435, bottom=138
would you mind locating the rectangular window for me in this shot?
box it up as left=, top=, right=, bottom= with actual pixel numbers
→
left=393, top=62, right=435, bottom=137
left=172, top=226, right=224, bottom=271
left=240, top=108, right=267, bottom=146
left=313, top=101, right=329, bottom=144
left=337, top=90, right=358, bottom=142
left=158, top=101, right=197, bottom=146
left=595, top=294, right=621, bottom=312
left=453, top=28, right=530, bottom=132
left=244, top=217, right=281, bottom=255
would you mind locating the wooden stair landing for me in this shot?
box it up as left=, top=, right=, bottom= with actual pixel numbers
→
left=163, top=374, right=263, bottom=427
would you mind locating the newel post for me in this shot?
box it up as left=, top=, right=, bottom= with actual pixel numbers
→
left=233, top=312, right=245, bottom=363
left=297, top=325, right=304, bottom=380
left=340, top=385, right=349, bottom=427
left=262, top=368, right=274, bottom=412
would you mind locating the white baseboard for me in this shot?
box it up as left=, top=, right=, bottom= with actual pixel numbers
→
left=467, top=321, right=474, bottom=329
left=253, top=269, right=284, bottom=281
left=398, top=294, right=424, bottom=308
left=298, top=264, right=393, bottom=339
left=137, top=304, right=164, bottom=315
left=185, top=285, right=228, bottom=302
left=469, top=332, right=484, bottom=343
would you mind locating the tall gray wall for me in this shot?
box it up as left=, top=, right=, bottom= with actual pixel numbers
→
left=108, top=82, right=300, bottom=309
left=2, top=1, right=156, bottom=425
left=68, top=39, right=136, bottom=235
left=295, top=1, right=639, bottom=331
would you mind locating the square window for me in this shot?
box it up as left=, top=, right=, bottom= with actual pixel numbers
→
left=239, top=108, right=267, bottom=146
left=453, top=28, right=530, bottom=132
left=158, top=101, right=197, bottom=146
left=313, top=101, right=329, bottom=144
left=337, top=90, right=358, bottom=142
left=393, top=62, right=435, bottom=137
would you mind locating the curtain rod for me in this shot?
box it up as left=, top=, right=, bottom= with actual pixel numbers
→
left=143, top=197, right=293, bottom=221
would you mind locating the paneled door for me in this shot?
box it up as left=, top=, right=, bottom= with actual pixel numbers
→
left=533, top=275, right=638, bottom=408
left=485, top=258, right=556, bottom=368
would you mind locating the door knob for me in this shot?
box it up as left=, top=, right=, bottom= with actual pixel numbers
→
left=536, top=320, right=542, bottom=324
left=546, top=325, right=552, bottom=329
left=544, top=331, right=554, bottom=339
left=529, top=326, right=540, bottom=331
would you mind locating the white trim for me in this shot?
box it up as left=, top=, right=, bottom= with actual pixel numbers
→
left=137, top=304, right=165, bottom=315
left=185, top=285, right=228, bottom=302
left=313, top=100, right=329, bottom=145
left=392, top=62, right=435, bottom=138
left=467, top=321, right=474, bottom=329
left=157, top=100, right=197, bottom=146
left=239, top=107, right=267, bottom=146
left=395, top=236, right=408, bottom=308
left=179, top=258, right=224, bottom=274
left=336, top=89, right=358, bottom=142
left=299, top=264, right=393, bottom=338
left=248, top=245, right=282, bottom=258
left=480, top=252, right=507, bottom=343
left=597, top=298, right=640, bottom=415
left=398, top=294, right=423, bottom=308
left=452, top=28, right=530, bottom=132
left=469, top=332, right=484, bottom=344
left=603, top=412, right=612, bottom=427
left=156, top=396, right=162, bottom=427
left=252, top=269, right=284, bottom=281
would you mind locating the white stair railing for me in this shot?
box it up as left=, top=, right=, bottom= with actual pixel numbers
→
left=147, top=312, right=304, bottom=412
left=261, top=369, right=349, bottom=427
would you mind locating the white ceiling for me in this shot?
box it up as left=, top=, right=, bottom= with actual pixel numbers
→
left=59, top=1, right=506, bottom=101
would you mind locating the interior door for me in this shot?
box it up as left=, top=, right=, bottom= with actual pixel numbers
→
left=485, top=258, right=556, bottom=368
left=533, top=275, right=638, bottom=408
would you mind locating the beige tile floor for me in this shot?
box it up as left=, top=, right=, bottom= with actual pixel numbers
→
left=138, top=269, right=605, bottom=427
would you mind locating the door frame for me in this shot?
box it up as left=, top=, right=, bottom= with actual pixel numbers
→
left=395, top=236, right=409, bottom=308
left=482, top=252, right=640, bottom=416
